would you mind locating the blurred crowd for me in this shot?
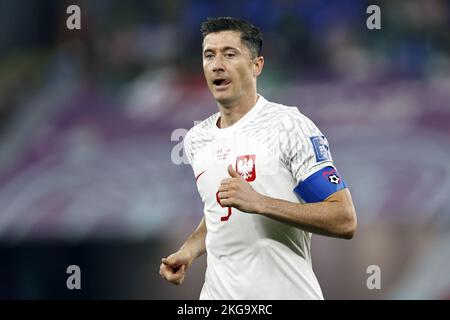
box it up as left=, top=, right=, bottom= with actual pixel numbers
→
left=1, top=0, right=449, bottom=132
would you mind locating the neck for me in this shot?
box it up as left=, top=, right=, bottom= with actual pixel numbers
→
left=217, top=91, right=258, bottom=129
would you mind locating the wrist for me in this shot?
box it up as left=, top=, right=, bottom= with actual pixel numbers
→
left=179, top=244, right=196, bottom=262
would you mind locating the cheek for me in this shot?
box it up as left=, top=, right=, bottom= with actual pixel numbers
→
left=236, top=68, right=253, bottom=86
left=203, top=67, right=212, bottom=83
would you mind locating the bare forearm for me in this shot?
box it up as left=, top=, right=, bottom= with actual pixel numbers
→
left=258, top=189, right=356, bottom=239
left=180, top=217, right=207, bottom=260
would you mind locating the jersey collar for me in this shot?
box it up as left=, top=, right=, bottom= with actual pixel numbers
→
left=212, top=94, right=268, bottom=136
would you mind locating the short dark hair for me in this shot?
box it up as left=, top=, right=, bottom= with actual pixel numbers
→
left=200, top=17, right=263, bottom=58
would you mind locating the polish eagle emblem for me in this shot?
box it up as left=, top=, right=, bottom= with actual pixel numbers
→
left=236, top=155, right=256, bottom=182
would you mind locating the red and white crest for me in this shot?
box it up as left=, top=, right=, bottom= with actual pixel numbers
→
left=236, top=155, right=256, bottom=182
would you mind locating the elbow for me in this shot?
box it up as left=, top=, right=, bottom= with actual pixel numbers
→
left=338, top=206, right=357, bottom=240
left=341, top=219, right=356, bottom=239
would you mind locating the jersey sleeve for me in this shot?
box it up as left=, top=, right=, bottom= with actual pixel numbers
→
left=280, top=109, right=347, bottom=203
left=183, top=129, right=194, bottom=167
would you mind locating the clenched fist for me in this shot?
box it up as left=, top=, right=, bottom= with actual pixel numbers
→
left=159, top=250, right=193, bottom=285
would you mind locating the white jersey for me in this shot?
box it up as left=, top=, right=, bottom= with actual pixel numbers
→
left=184, top=95, right=334, bottom=300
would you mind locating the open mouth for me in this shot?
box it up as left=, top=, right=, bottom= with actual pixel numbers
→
left=213, top=79, right=231, bottom=88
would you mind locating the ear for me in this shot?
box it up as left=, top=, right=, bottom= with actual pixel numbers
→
left=253, top=56, right=264, bottom=77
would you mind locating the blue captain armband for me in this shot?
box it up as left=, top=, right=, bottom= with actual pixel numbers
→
left=293, top=166, right=347, bottom=203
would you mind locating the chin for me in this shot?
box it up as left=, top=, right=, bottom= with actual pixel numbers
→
left=213, top=92, right=234, bottom=105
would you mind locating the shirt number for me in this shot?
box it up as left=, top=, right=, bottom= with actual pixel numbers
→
left=215, top=191, right=232, bottom=222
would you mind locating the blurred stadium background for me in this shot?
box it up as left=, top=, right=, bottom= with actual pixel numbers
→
left=0, top=0, right=449, bottom=299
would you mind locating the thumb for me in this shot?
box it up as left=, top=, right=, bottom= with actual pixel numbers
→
left=162, top=255, right=180, bottom=267
left=228, top=164, right=240, bottom=178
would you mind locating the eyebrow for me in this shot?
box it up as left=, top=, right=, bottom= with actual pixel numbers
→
left=203, top=46, right=240, bottom=54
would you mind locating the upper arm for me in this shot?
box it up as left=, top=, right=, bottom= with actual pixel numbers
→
left=280, top=109, right=348, bottom=203
left=280, top=110, right=333, bottom=183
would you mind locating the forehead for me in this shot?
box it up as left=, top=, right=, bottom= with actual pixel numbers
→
left=202, top=30, right=244, bottom=51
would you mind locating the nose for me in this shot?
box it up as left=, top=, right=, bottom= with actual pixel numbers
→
left=212, top=57, right=225, bottom=73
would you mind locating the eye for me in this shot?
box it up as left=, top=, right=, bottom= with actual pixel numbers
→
left=225, top=53, right=235, bottom=58
left=204, top=53, right=214, bottom=59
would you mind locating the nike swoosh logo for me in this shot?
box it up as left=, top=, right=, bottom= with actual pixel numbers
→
left=195, top=170, right=206, bottom=182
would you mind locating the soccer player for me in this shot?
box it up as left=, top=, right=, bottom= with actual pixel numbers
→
left=159, top=17, right=357, bottom=299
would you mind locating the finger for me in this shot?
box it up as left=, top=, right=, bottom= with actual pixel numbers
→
left=227, top=164, right=240, bottom=178
left=162, top=256, right=181, bottom=268
left=166, top=272, right=183, bottom=284
left=161, top=258, right=176, bottom=268
left=160, top=262, right=171, bottom=274
left=160, top=264, right=181, bottom=280
left=173, top=275, right=184, bottom=285
left=218, top=191, right=230, bottom=200
left=220, top=178, right=233, bottom=185
left=217, top=184, right=229, bottom=192
left=159, top=264, right=171, bottom=279
left=161, top=259, right=186, bottom=274
left=174, top=264, right=187, bottom=276
left=162, top=265, right=185, bottom=284
left=159, top=268, right=169, bottom=279
left=220, top=199, right=233, bottom=207
left=172, top=265, right=187, bottom=285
